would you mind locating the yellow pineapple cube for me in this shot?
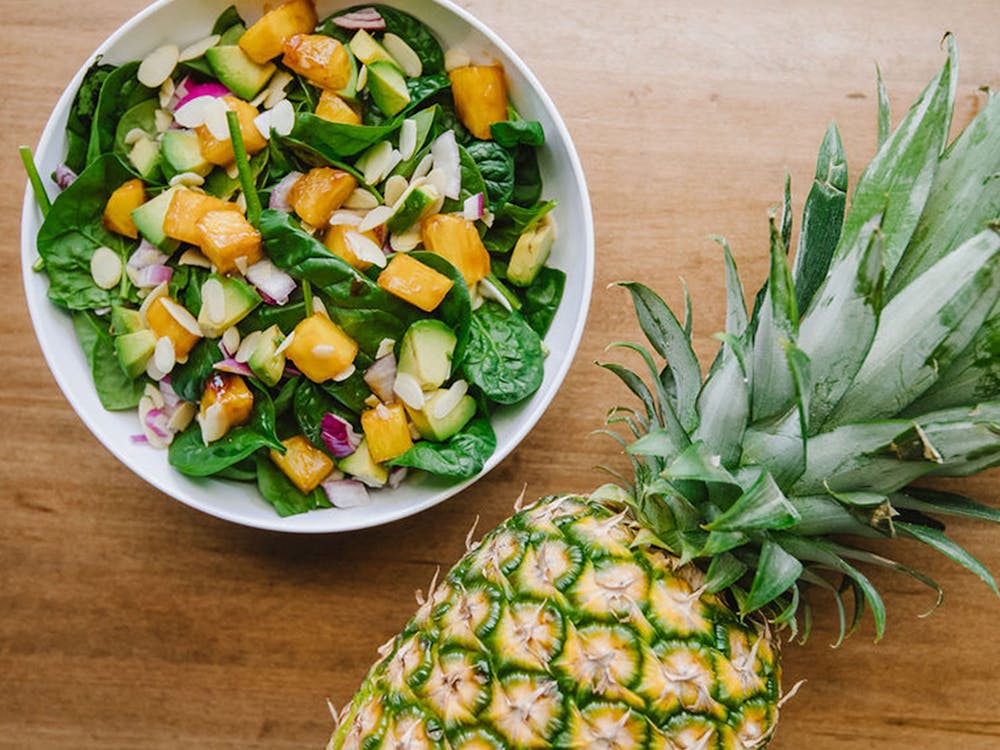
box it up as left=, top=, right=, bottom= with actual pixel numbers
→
left=162, top=188, right=242, bottom=246
left=270, top=435, right=335, bottom=494
left=361, top=403, right=414, bottom=463
left=421, top=213, right=491, bottom=285
left=103, top=179, right=146, bottom=239
left=377, top=254, right=454, bottom=312
left=315, top=90, right=361, bottom=125
left=324, top=224, right=383, bottom=271
left=146, top=296, right=202, bottom=359
left=282, top=34, right=353, bottom=91
left=196, top=210, right=263, bottom=275
left=239, top=0, right=318, bottom=64
left=199, top=372, right=255, bottom=442
left=287, top=313, right=359, bottom=382
left=449, top=65, right=509, bottom=140
left=196, top=97, right=268, bottom=166
left=290, top=167, right=357, bottom=226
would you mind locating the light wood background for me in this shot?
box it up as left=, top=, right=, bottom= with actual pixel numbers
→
left=3, top=1, right=999, bottom=748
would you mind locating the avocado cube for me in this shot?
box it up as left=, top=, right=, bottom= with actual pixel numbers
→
left=114, top=329, right=157, bottom=379
left=397, top=319, right=457, bottom=390
left=197, top=274, right=262, bottom=339
left=338, top=439, right=388, bottom=488
left=406, top=391, right=477, bottom=442
left=131, top=186, right=183, bottom=253
left=127, top=135, right=163, bottom=182
left=162, top=130, right=213, bottom=180
left=205, top=45, right=277, bottom=101
left=366, top=60, right=411, bottom=117
left=111, top=306, right=146, bottom=336
left=387, top=184, right=440, bottom=235
left=508, top=220, right=556, bottom=287
left=247, top=324, right=287, bottom=387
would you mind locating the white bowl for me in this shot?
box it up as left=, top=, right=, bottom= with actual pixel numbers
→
left=21, top=0, right=594, bottom=533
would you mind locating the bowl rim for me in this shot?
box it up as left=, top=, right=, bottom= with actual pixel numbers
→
left=20, top=0, right=595, bottom=533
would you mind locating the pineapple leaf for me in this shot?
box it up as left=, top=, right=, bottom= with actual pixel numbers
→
left=700, top=530, right=748, bottom=556
left=780, top=172, right=793, bottom=255
left=714, top=236, right=750, bottom=339
left=661, top=441, right=738, bottom=485
left=607, top=341, right=688, bottom=442
left=832, top=542, right=944, bottom=615
left=741, top=410, right=805, bottom=488
left=896, top=521, right=1000, bottom=596
left=787, top=496, right=879, bottom=537
left=704, top=552, right=748, bottom=594
left=792, top=121, right=848, bottom=315
left=598, top=362, right=659, bottom=428
left=694, top=333, right=749, bottom=466
left=891, top=488, right=1000, bottom=524
left=744, top=538, right=803, bottom=613
left=836, top=35, right=956, bottom=276
left=799, top=568, right=848, bottom=647
left=628, top=428, right=686, bottom=461
left=876, top=65, right=891, bottom=149
left=705, top=469, right=800, bottom=532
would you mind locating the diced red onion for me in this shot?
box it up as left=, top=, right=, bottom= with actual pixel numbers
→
left=463, top=192, right=485, bottom=221
left=245, top=259, right=297, bottom=306
left=364, top=353, right=397, bottom=404
left=159, top=378, right=181, bottom=410
left=321, top=413, right=362, bottom=458
left=284, top=365, right=302, bottom=378
left=321, top=479, right=372, bottom=508
left=214, top=358, right=255, bottom=377
left=130, top=434, right=149, bottom=444
left=268, top=171, right=304, bottom=212
left=388, top=466, right=408, bottom=489
left=54, top=164, right=77, bottom=190
left=175, top=81, right=231, bottom=110
left=431, top=130, right=461, bottom=200
left=144, top=408, right=171, bottom=439
left=332, top=8, right=386, bottom=30
left=134, top=264, right=173, bottom=288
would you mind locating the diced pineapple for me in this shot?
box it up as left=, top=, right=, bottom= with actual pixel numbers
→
left=146, top=296, right=202, bottom=359
left=163, top=188, right=242, bottom=246
left=199, top=372, right=254, bottom=443
left=196, top=210, right=264, bottom=275
left=290, top=167, right=357, bottom=226
left=238, top=0, right=318, bottom=64
left=324, top=224, right=382, bottom=271
left=102, top=179, right=146, bottom=239
left=449, top=65, right=509, bottom=140
left=315, top=90, right=361, bottom=125
left=287, top=313, right=359, bottom=382
left=421, top=213, right=491, bottom=286
left=378, top=254, right=454, bottom=312
left=282, top=34, right=353, bottom=91
left=196, top=96, right=268, bottom=166
left=361, top=403, right=414, bottom=463
left=270, top=435, right=335, bottom=494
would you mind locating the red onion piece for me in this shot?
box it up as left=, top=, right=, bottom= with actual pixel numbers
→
left=463, top=192, right=485, bottom=221
left=245, top=259, right=297, bottom=306
left=54, top=164, right=77, bottom=190
left=144, top=408, right=171, bottom=439
left=134, top=264, right=173, bottom=288
left=321, top=413, right=362, bottom=458
left=268, top=171, right=304, bottom=212
left=321, top=479, right=372, bottom=508
left=175, top=81, right=231, bottom=110
left=284, top=365, right=303, bottom=378
left=131, top=434, right=149, bottom=444
left=332, top=8, right=386, bottom=30
left=388, top=466, right=408, bottom=489
left=214, top=358, right=255, bottom=377
left=364, top=353, right=397, bottom=404
left=159, top=378, right=181, bottom=410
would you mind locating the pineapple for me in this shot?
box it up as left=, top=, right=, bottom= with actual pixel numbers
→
left=328, top=38, right=1000, bottom=749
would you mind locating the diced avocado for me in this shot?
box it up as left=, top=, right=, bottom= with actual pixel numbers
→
left=338, top=44, right=360, bottom=103
left=128, top=135, right=163, bottom=182
left=114, top=329, right=157, bottom=379
left=349, top=29, right=397, bottom=66
left=338, top=439, right=388, bottom=487
left=407, top=391, right=477, bottom=442
left=247, top=324, right=286, bottom=387
left=387, top=184, right=440, bottom=234
left=397, top=319, right=457, bottom=390
left=162, top=130, right=213, bottom=180
left=197, top=274, right=262, bottom=338
left=131, top=186, right=182, bottom=253
left=218, top=22, right=246, bottom=46
left=111, top=306, right=146, bottom=336
left=205, top=45, right=276, bottom=101
left=507, top=220, right=556, bottom=287
left=366, top=60, right=411, bottom=117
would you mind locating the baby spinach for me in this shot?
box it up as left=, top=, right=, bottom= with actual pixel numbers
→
left=211, top=5, right=242, bottom=35
left=491, top=120, right=545, bottom=148
left=170, top=339, right=223, bottom=402
left=294, top=380, right=358, bottom=456
left=286, top=113, right=401, bottom=159
left=72, top=310, right=146, bottom=411
left=254, top=453, right=332, bottom=517
left=113, top=99, right=160, bottom=155
left=65, top=61, right=115, bottom=173
left=86, top=62, right=156, bottom=167
left=36, top=154, right=137, bottom=310
left=322, top=370, right=373, bottom=416
left=389, top=417, right=496, bottom=479
left=240, top=298, right=308, bottom=336
left=273, top=378, right=300, bottom=418
left=511, top=146, right=543, bottom=206
left=521, top=267, right=566, bottom=337
left=467, top=141, right=515, bottom=209
left=462, top=302, right=545, bottom=405
left=214, top=458, right=258, bottom=483
left=483, top=199, right=557, bottom=254
left=406, top=74, right=451, bottom=108
left=320, top=5, right=445, bottom=74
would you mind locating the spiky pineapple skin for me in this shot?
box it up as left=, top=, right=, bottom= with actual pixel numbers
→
left=330, top=495, right=781, bottom=750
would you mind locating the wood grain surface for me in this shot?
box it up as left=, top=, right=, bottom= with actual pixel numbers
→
left=3, top=1, right=999, bottom=748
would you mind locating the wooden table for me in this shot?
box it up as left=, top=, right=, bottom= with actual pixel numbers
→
left=3, top=1, right=999, bottom=747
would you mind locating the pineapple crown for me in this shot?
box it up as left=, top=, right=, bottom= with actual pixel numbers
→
left=601, top=36, right=1000, bottom=644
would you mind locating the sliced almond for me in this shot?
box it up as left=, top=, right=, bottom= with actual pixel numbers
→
left=362, top=140, right=394, bottom=185
left=123, top=128, right=148, bottom=147
left=444, top=47, right=472, bottom=72
left=375, top=402, right=392, bottom=420
left=413, top=153, right=434, bottom=180
left=225, top=161, right=241, bottom=179
left=222, top=326, right=241, bottom=357
left=179, top=34, right=221, bottom=62
left=154, top=108, right=174, bottom=133
left=478, top=277, right=514, bottom=313
left=357, top=64, right=369, bottom=91
left=343, top=188, right=380, bottom=210
left=393, top=372, right=425, bottom=410
left=383, top=174, right=409, bottom=206
left=390, top=227, right=422, bottom=254
left=168, top=402, right=197, bottom=433
left=329, top=210, right=364, bottom=227
left=236, top=330, right=263, bottom=363
left=144, top=383, right=165, bottom=410
left=383, top=34, right=423, bottom=78
left=345, top=230, right=388, bottom=268
left=160, top=297, right=203, bottom=337
left=204, top=96, right=232, bottom=141
left=269, top=99, right=295, bottom=136
left=312, top=296, right=329, bottom=317
left=138, top=44, right=180, bottom=88
left=90, top=246, right=123, bottom=290
left=139, top=282, right=170, bottom=324
left=173, top=96, right=215, bottom=128
left=398, top=117, right=418, bottom=161
left=433, top=380, right=468, bottom=420
left=154, top=335, right=177, bottom=375
left=253, top=110, right=273, bottom=138
left=333, top=364, right=357, bottom=382
left=169, top=171, right=205, bottom=188
left=264, top=71, right=294, bottom=109
left=201, top=278, right=226, bottom=325
left=358, top=205, right=395, bottom=234
left=376, top=338, right=396, bottom=359
left=145, top=356, right=167, bottom=383
left=199, top=402, right=228, bottom=444
left=178, top=248, right=213, bottom=269
left=159, top=78, right=176, bottom=109
left=274, top=331, right=296, bottom=357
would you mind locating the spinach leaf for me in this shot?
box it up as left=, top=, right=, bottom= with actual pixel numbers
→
left=319, top=5, right=445, bottom=74
left=254, top=453, right=332, bottom=517
left=433, top=100, right=472, bottom=144
left=170, top=338, right=223, bottom=402
left=273, top=378, right=300, bottom=418
left=285, top=112, right=400, bottom=160
left=406, top=74, right=451, bottom=109
left=71, top=310, right=146, bottom=411
left=65, top=61, right=114, bottom=173
left=212, top=5, right=243, bottom=35
left=511, top=145, right=543, bottom=206
left=240, top=298, right=307, bottom=335
left=294, top=380, right=359, bottom=455
left=322, top=370, right=373, bottom=415
left=483, top=200, right=557, bottom=254
left=410, top=251, right=473, bottom=364
left=521, top=267, right=566, bottom=337
left=491, top=120, right=545, bottom=148
left=442, top=145, right=487, bottom=213
left=36, top=154, right=137, bottom=310
left=389, top=417, right=496, bottom=478
left=214, top=458, right=258, bottom=482
left=86, top=62, right=156, bottom=166
left=462, top=302, right=545, bottom=405
left=113, top=99, right=159, bottom=155
left=168, top=387, right=284, bottom=477
left=466, top=141, right=515, bottom=209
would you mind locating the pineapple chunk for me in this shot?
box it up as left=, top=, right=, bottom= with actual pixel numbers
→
left=449, top=65, right=509, bottom=140
left=282, top=34, right=353, bottom=91
left=196, top=210, right=263, bottom=275
left=199, top=372, right=254, bottom=443
left=146, top=296, right=202, bottom=360
left=315, top=90, right=361, bottom=125
left=421, top=214, right=491, bottom=286
left=361, top=403, right=414, bottom=463
left=378, top=254, right=455, bottom=312
left=102, top=179, right=146, bottom=239
left=238, top=0, right=318, bottom=64
left=196, top=96, right=268, bottom=166
left=287, top=313, right=359, bottom=382
left=324, top=224, right=382, bottom=271
left=270, top=435, right=335, bottom=494
left=163, top=188, right=242, bottom=246
left=290, top=167, right=357, bottom=226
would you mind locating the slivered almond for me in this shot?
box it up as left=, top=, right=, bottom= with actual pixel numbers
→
left=222, top=326, right=241, bottom=356
left=90, top=246, right=122, bottom=290
left=384, top=174, right=409, bottom=206
left=383, top=34, right=423, bottom=77
left=393, top=372, right=425, bottom=410
left=178, top=249, right=213, bottom=268
left=390, top=227, right=422, bottom=253
left=179, top=34, right=220, bottom=62
left=413, top=153, right=434, bottom=180
left=199, top=402, right=227, bottom=444
left=333, top=365, right=357, bottom=382
left=362, top=140, right=394, bottom=184
left=358, top=205, right=394, bottom=233
left=159, top=297, right=203, bottom=337
left=168, top=402, right=197, bottom=433
left=343, top=188, right=380, bottom=210
left=274, top=331, right=296, bottom=357
left=345, top=230, right=388, bottom=268
left=154, top=336, right=177, bottom=375
left=236, top=330, right=263, bottom=363
left=138, top=44, right=179, bottom=88
left=329, top=210, right=364, bottom=227
left=433, top=380, right=468, bottom=420
left=201, top=278, right=226, bottom=325
left=398, top=117, right=418, bottom=161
